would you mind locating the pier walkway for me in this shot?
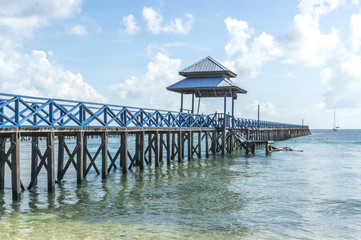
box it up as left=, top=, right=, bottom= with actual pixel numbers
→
left=0, top=93, right=309, bottom=200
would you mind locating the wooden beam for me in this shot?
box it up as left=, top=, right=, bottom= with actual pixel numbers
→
left=205, top=131, right=209, bottom=158
left=121, top=132, right=128, bottom=174
left=77, top=131, right=84, bottom=184
left=166, top=131, right=171, bottom=165
left=139, top=131, right=145, bottom=171
left=47, top=131, right=55, bottom=193
left=11, top=132, right=21, bottom=200
left=101, top=132, right=108, bottom=179
left=0, top=138, right=5, bottom=190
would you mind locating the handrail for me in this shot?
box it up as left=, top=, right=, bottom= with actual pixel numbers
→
left=0, top=93, right=308, bottom=129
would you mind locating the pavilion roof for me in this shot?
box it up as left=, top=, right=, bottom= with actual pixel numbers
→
left=179, top=56, right=237, bottom=78
left=166, top=77, right=247, bottom=98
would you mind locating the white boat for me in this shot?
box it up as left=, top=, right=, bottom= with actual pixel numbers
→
left=333, top=107, right=340, bottom=131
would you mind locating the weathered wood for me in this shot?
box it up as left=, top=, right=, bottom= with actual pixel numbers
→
left=32, top=137, right=39, bottom=186
left=166, top=132, right=171, bottom=165
left=11, top=132, right=21, bottom=200
left=198, top=131, right=202, bottom=158
left=121, top=132, right=128, bottom=174
left=159, top=133, right=163, bottom=162
left=101, top=132, right=108, bottom=179
left=83, top=135, right=88, bottom=177
left=187, top=131, right=192, bottom=160
left=154, top=131, right=159, bottom=167
left=205, top=131, right=209, bottom=158
left=171, top=132, right=175, bottom=160
left=148, top=133, right=152, bottom=164
left=139, top=131, right=145, bottom=171
left=212, top=130, right=217, bottom=155
left=84, top=138, right=101, bottom=177
left=47, top=131, right=55, bottom=193
left=0, top=138, right=5, bottom=190
left=222, top=129, right=226, bottom=155
left=57, top=135, right=64, bottom=181
left=77, top=131, right=84, bottom=184
left=178, top=131, right=183, bottom=162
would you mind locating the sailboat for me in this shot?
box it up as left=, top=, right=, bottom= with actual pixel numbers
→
left=333, top=107, right=340, bottom=131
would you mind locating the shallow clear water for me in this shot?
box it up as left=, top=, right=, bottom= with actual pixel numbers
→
left=0, top=130, right=360, bottom=239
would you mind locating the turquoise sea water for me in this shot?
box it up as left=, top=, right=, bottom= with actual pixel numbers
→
left=0, top=129, right=360, bottom=239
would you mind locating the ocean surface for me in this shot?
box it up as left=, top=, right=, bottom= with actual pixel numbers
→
left=0, top=129, right=360, bottom=239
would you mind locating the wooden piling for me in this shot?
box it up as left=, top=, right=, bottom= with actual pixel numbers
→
left=11, top=132, right=21, bottom=200
left=0, top=138, right=5, bottom=190
left=121, top=132, right=128, bottom=174
left=101, top=132, right=108, bottom=179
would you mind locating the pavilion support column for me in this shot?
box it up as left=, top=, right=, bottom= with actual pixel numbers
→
left=222, top=88, right=227, bottom=155
left=191, top=92, right=195, bottom=114
left=231, top=89, right=235, bottom=128
left=180, top=92, right=184, bottom=112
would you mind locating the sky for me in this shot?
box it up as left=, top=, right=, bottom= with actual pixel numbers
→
left=0, top=0, right=361, bottom=129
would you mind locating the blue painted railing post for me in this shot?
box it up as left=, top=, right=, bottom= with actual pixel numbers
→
left=79, top=104, right=84, bottom=126
left=104, top=107, right=107, bottom=126
left=49, top=100, right=54, bottom=126
left=15, top=97, right=19, bottom=127
left=0, top=100, right=3, bottom=125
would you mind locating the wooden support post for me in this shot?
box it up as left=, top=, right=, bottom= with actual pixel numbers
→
left=198, top=131, right=202, bottom=158
left=101, top=132, right=108, bottom=179
left=227, top=131, right=232, bottom=153
left=47, top=131, right=55, bottom=193
left=135, top=133, right=140, bottom=166
left=171, top=132, right=175, bottom=160
left=139, top=131, right=145, bottom=171
left=188, top=131, right=192, bottom=160
left=250, top=143, right=255, bottom=154
left=178, top=131, right=183, bottom=162
left=212, top=130, right=217, bottom=155
left=266, top=142, right=272, bottom=155
left=154, top=131, right=159, bottom=167
left=166, top=132, right=171, bottom=165
left=11, top=132, right=21, bottom=200
left=121, top=132, right=128, bottom=174
left=148, top=133, right=152, bottom=165
left=205, top=131, right=209, bottom=158
left=57, top=135, right=64, bottom=182
left=222, top=129, right=226, bottom=155
left=0, top=138, right=5, bottom=190
left=83, top=134, right=87, bottom=177
left=77, top=131, right=84, bottom=184
left=159, top=133, right=163, bottom=162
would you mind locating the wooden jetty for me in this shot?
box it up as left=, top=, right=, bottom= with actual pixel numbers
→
left=0, top=57, right=310, bottom=200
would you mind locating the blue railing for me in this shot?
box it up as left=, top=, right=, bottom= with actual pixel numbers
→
left=0, top=93, right=308, bottom=129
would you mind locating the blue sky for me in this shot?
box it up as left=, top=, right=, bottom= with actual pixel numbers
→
left=1, top=0, right=361, bottom=129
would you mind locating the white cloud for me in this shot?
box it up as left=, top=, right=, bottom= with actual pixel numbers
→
left=320, top=68, right=333, bottom=86
left=111, top=52, right=181, bottom=109
left=0, top=0, right=105, bottom=102
left=322, top=53, right=361, bottom=107
left=224, top=17, right=252, bottom=57
left=142, top=7, right=193, bottom=34
left=119, top=14, right=140, bottom=36
left=350, top=12, right=361, bottom=51
left=69, top=24, right=88, bottom=35
left=0, top=50, right=105, bottom=102
left=246, top=100, right=278, bottom=118
left=224, top=0, right=342, bottom=78
left=238, top=32, right=283, bottom=78
left=0, top=0, right=81, bottom=37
